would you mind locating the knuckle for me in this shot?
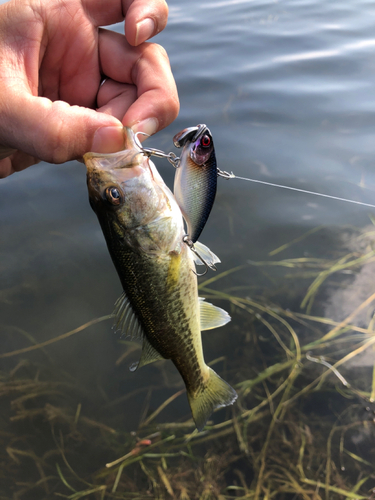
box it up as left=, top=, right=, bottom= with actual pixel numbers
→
left=46, top=122, right=67, bottom=163
left=155, top=43, right=169, bottom=62
left=169, top=94, right=180, bottom=120
left=34, top=100, right=69, bottom=164
left=143, top=42, right=169, bottom=63
left=157, top=91, right=179, bottom=129
left=44, top=102, right=84, bottom=164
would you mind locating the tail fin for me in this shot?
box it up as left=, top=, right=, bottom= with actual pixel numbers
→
left=188, top=368, right=237, bottom=431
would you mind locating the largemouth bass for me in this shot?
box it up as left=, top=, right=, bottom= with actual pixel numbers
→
left=84, top=128, right=237, bottom=431
left=173, top=124, right=218, bottom=244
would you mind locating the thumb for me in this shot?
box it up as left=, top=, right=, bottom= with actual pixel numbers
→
left=1, top=96, right=125, bottom=164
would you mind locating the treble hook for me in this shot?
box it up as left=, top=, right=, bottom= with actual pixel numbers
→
left=134, top=131, right=150, bottom=149
left=182, top=236, right=217, bottom=277
left=134, top=132, right=166, bottom=157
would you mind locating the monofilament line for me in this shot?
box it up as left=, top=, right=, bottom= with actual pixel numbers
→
left=232, top=175, right=375, bottom=209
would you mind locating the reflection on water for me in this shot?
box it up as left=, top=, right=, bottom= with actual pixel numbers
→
left=1, top=0, right=375, bottom=497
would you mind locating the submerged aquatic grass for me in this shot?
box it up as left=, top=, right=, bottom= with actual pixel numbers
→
left=1, top=226, right=375, bottom=499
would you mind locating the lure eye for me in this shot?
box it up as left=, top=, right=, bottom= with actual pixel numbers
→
left=201, top=134, right=211, bottom=147
left=105, top=187, right=122, bottom=206
left=191, top=132, right=214, bottom=165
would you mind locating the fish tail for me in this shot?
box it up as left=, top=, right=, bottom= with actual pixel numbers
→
left=188, top=368, right=237, bottom=431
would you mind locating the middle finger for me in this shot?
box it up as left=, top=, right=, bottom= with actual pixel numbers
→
left=98, top=29, right=179, bottom=131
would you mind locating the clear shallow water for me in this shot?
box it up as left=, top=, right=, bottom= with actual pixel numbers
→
left=1, top=0, right=375, bottom=496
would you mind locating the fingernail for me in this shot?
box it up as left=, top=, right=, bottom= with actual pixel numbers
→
left=132, top=118, right=159, bottom=137
left=135, top=18, right=155, bottom=45
left=91, top=126, right=124, bottom=153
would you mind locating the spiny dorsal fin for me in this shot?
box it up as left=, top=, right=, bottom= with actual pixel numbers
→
left=192, top=241, right=221, bottom=267
left=113, top=292, right=144, bottom=340
left=199, top=298, right=231, bottom=330
left=129, top=337, right=165, bottom=372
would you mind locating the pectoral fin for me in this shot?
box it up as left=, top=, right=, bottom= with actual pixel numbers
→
left=113, top=293, right=165, bottom=372
left=199, top=298, right=231, bottom=330
left=129, top=338, right=165, bottom=372
left=192, top=241, right=221, bottom=267
left=113, top=292, right=144, bottom=340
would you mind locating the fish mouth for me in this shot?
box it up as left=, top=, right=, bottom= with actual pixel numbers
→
left=85, top=150, right=146, bottom=176
left=84, top=126, right=145, bottom=168
left=84, top=127, right=150, bottom=182
left=84, top=127, right=156, bottom=207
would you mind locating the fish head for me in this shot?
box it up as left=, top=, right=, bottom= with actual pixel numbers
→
left=84, top=128, right=159, bottom=230
left=84, top=127, right=184, bottom=251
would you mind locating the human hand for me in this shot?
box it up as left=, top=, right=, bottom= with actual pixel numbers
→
left=0, top=0, right=179, bottom=178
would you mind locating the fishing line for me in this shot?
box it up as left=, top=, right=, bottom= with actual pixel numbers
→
left=140, top=143, right=375, bottom=209
left=219, top=171, right=375, bottom=209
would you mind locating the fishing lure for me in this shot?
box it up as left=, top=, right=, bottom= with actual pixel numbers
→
left=137, top=124, right=218, bottom=244
left=172, top=124, right=218, bottom=245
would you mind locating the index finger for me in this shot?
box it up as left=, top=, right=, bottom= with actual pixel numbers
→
left=82, top=0, right=168, bottom=45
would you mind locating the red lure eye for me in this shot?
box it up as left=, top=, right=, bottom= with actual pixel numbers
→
left=201, top=134, right=211, bottom=147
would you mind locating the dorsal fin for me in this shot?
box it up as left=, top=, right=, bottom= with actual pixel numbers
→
left=113, top=292, right=144, bottom=340
left=199, top=298, right=231, bottom=330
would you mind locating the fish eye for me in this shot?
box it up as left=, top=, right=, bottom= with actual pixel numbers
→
left=201, top=134, right=211, bottom=147
left=105, top=187, right=122, bottom=206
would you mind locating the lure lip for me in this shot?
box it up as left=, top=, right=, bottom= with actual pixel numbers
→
left=192, top=124, right=210, bottom=143
left=173, top=126, right=198, bottom=148
left=173, top=124, right=210, bottom=148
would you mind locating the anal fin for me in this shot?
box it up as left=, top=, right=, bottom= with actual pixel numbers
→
left=129, top=337, right=165, bottom=372
left=199, top=298, right=231, bottom=330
